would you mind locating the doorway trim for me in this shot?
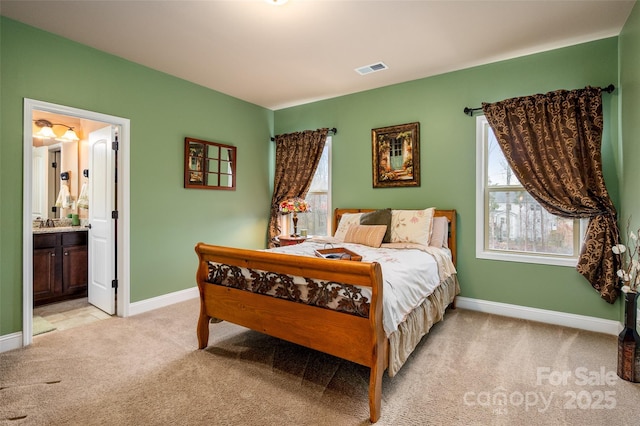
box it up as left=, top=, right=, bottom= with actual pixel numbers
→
left=22, top=98, right=131, bottom=346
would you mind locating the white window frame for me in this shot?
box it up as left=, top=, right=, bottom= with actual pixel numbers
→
left=475, top=116, right=584, bottom=267
left=279, top=137, right=332, bottom=236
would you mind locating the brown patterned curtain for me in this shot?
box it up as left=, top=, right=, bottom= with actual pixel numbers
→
left=267, top=128, right=328, bottom=247
left=482, top=87, right=621, bottom=303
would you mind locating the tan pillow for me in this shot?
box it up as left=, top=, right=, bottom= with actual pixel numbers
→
left=344, top=225, right=387, bottom=248
left=429, top=216, right=448, bottom=248
left=333, top=213, right=363, bottom=241
left=390, top=208, right=435, bottom=246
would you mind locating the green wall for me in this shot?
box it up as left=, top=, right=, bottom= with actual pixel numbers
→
left=0, top=18, right=274, bottom=335
left=275, top=37, right=623, bottom=321
left=619, top=2, right=640, bottom=321
left=620, top=4, right=640, bottom=242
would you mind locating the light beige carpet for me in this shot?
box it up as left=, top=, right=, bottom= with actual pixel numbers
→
left=31, top=316, right=56, bottom=336
left=1, top=298, right=639, bottom=425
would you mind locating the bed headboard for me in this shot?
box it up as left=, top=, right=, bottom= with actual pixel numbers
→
left=333, top=208, right=457, bottom=266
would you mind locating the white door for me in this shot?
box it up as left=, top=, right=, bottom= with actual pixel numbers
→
left=88, top=125, right=116, bottom=314
left=32, top=146, right=49, bottom=220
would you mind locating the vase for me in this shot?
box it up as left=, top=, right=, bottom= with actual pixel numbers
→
left=617, top=290, right=640, bottom=382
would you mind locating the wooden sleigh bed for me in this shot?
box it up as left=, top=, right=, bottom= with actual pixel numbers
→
left=195, top=208, right=458, bottom=423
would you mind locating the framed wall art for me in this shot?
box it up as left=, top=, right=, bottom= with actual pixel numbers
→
left=371, top=122, right=420, bottom=188
left=184, top=137, right=236, bottom=190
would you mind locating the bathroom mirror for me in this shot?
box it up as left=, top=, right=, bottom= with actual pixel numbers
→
left=184, top=137, right=236, bottom=190
left=32, top=112, right=83, bottom=220
left=31, top=111, right=106, bottom=221
left=32, top=142, right=62, bottom=219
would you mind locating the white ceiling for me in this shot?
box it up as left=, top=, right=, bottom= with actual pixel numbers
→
left=1, top=0, right=635, bottom=110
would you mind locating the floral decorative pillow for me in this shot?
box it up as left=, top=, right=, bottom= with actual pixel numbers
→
left=334, top=213, right=363, bottom=241
left=390, top=208, right=435, bottom=246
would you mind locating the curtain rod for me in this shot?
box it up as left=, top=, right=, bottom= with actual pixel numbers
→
left=270, top=127, right=337, bottom=142
left=462, top=84, right=616, bottom=117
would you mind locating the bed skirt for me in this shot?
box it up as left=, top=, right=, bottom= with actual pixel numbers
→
left=387, top=274, right=460, bottom=377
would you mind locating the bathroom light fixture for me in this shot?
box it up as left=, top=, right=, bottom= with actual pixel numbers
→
left=59, top=128, right=80, bottom=142
left=34, top=118, right=80, bottom=142
left=35, top=123, right=57, bottom=139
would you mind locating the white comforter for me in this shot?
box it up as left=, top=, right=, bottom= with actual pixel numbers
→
left=268, top=239, right=456, bottom=336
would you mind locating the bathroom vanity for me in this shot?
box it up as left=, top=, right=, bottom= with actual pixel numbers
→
left=33, top=228, right=88, bottom=306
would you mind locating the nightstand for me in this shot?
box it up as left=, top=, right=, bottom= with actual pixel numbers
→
left=277, top=235, right=307, bottom=246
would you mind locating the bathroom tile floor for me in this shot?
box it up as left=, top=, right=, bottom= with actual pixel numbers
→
left=33, top=297, right=112, bottom=334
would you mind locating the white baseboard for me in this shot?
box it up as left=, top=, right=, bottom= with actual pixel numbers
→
left=456, top=296, right=622, bottom=336
left=128, top=286, right=199, bottom=316
left=0, top=332, right=23, bottom=353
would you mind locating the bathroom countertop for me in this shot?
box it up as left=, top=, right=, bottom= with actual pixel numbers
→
left=33, top=226, right=88, bottom=234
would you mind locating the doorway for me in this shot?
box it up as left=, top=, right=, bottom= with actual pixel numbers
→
left=22, top=99, right=131, bottom=347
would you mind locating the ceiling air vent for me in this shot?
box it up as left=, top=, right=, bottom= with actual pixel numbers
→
left=355, top=62, right=389, bottom=76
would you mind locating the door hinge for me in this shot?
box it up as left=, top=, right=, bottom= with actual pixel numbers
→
left=51, top=161, right=57, bottom=169
left=112, top=279, right=118, bottom=289
left=112, top=141, right=119, bottom=151
left=112, top=210, right=119, bottom=219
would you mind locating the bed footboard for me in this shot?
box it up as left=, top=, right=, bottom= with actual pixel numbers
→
left=195, top=243, right=387, bottom=423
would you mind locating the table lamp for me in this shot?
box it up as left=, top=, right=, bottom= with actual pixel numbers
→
left=279, top=198, right=310, bottom=237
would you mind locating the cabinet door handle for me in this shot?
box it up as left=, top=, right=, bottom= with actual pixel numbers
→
left=64, top=251, right=69, bottom=256
left=51, top=253, right=55, bottom=257
left=85, top=224, right=92, bottom=229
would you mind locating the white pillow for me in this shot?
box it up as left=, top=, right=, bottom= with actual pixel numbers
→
left=333, top=213, right=363, bottom=241
left=429, top=216, right=449, bottom=249
left=390, top=208, right=435, bottom=246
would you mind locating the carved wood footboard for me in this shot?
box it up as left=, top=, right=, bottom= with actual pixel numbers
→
left=195, top=243, right=388, bottom=423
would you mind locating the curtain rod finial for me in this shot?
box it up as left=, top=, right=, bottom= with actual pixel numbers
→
left=463, top=107, right=482, bottom=116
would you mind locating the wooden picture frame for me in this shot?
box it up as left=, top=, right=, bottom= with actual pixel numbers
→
left=184, top=137, right=236, bottom=190
left=371, top=122, right=420, bottom=188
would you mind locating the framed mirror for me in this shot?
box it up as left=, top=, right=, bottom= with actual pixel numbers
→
left=184, top=137, right=236, bottom=190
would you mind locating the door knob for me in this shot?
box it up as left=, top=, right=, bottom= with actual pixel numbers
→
left=85, top=224, right=92, bottom=229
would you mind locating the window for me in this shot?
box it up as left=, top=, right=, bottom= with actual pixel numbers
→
left=476, top=116, right=582, bottom=266
left=282, top=137, right=332, bottom=237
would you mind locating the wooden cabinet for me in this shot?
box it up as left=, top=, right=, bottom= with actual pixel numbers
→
left=33, top=241, right=59, bottom=303
left=33, top=231, right=88, bottom=306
